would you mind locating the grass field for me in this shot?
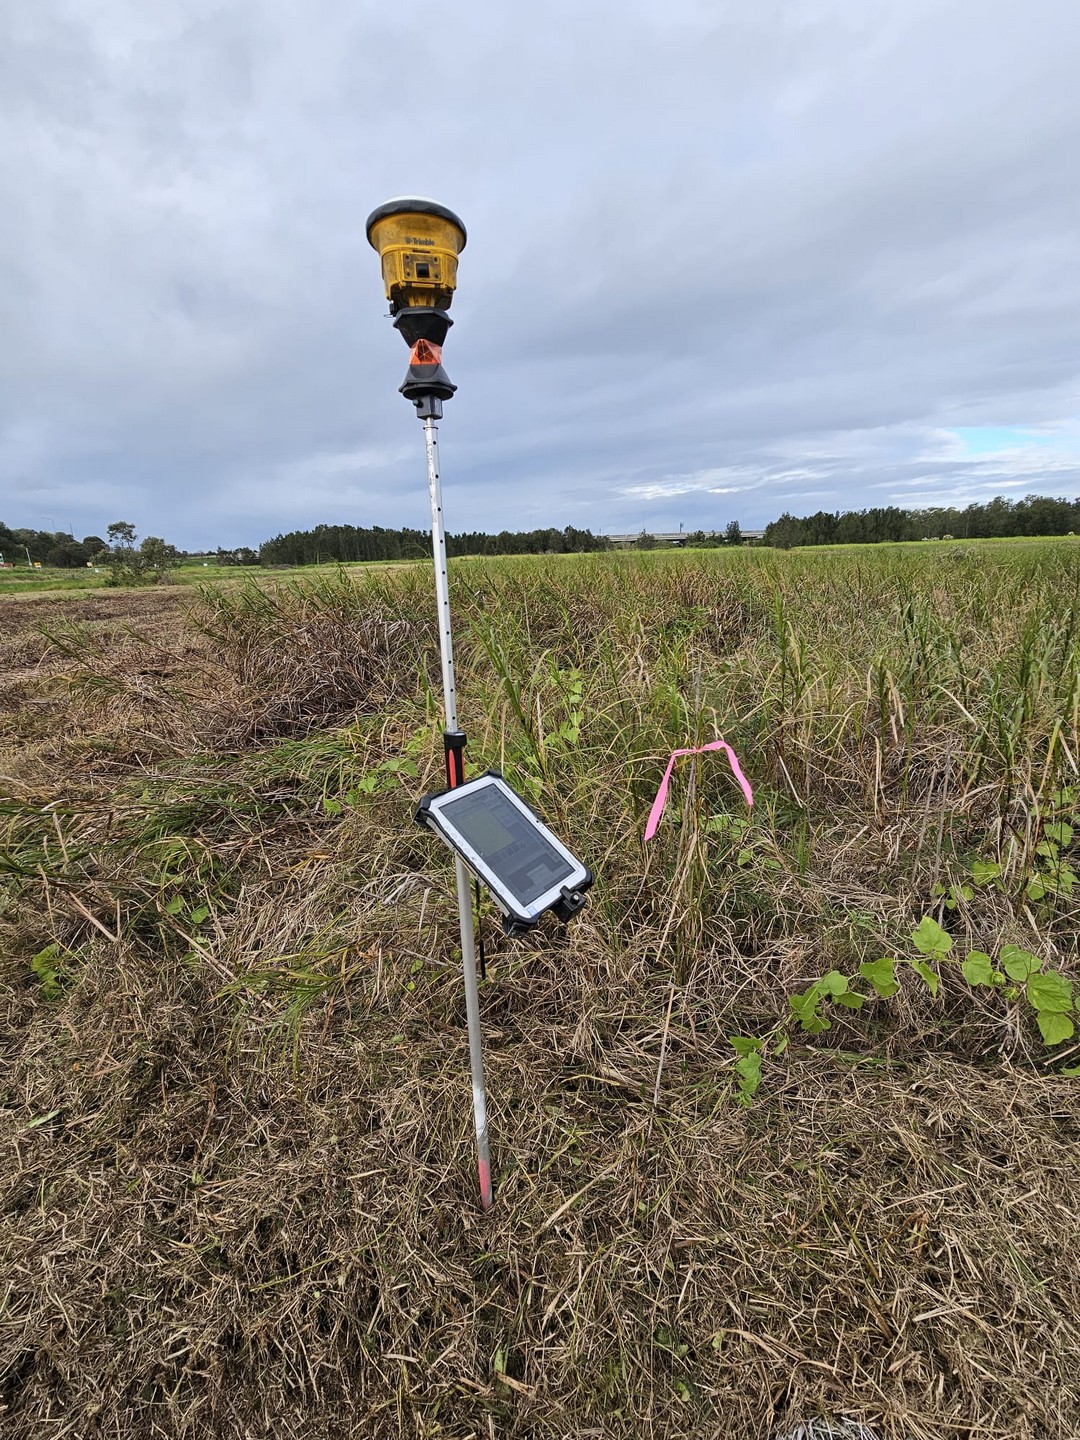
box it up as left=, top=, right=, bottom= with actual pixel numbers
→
left=0, top=558, right=408, bottom=599
left=2, top=542, right=1079, bottom=1439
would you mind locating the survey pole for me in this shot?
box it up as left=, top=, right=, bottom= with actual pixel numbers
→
left=421, top=407, right=492, bottom=1212
left=366, top=197, right=492, bottom=1210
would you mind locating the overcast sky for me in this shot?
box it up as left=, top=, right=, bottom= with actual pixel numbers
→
left=2, top=0, right=1079, bottom=547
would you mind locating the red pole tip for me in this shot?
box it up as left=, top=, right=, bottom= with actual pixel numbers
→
left=478, top=1158, right=493, bottom=1211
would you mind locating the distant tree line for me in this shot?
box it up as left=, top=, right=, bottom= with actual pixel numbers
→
left=762, top=494, right=1080, bottom=549
left=0, top=522, right=108, bottom=568
left=0, top=520, right=181, bottom=584
left=257, top=523, right=611, bottom=566
left=10, top=492, right=1080, bottom=572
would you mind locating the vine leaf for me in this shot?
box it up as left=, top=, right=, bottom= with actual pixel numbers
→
left=907, top=957, right=940, bottom=997
left=859, top=956, right=899, bottom=998
left=911, top=916, right=952, bottom=958
left=970, top=859, right=1002, bottom=886
left=834, top=991, right=865, bottom=1011
left=1000, top=945, right=1042, bottom=982
left=962, top=950, right=995, bottom=986
left=1037, top=1011, right=1075, bottom=1046
left=1027, top=971, right=1073, bottom=1014
left=817, top=971, right=849, bottom=997
left=789, top=987, right=830, bottom=1033
left=730, top=1035, right=763, bottom=1057
left=729, top=1037, right=765, bottom=1106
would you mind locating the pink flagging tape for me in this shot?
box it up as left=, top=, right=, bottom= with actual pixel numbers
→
left=643, top=739, right=753, bottom=842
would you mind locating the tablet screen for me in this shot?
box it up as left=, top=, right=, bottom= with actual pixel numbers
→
left=440, top=783, right=576, bottom=906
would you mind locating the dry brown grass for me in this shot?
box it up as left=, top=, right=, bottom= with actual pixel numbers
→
left=2, top=551, right=1079, bottom=1439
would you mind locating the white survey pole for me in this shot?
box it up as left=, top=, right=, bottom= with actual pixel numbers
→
left=422, top=415, right=493, bottom=1211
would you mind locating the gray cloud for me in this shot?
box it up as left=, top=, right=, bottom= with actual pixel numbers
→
left=1, top=0, right=1079, bottom=546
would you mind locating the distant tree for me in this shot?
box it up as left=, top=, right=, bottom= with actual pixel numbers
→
left=763, top=512, right=806, bottom=549
left=802, top=511, right=839, bottom=546
left=46, top=537, right=88, bottom=568
left=635, top=531, right=659, bottom=550
left=99, top=522, right=179, bottom=586
left=139, top=536, right=180, bottom=580
left=101, top=523, right=143, bottom=585
left=724, top=520, right=743, bottom=547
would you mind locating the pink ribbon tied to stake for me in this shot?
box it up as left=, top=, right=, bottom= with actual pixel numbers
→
left=643, top=738, right=753, bottom=842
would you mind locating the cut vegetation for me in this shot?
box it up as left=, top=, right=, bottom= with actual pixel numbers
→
left=2, top=543, right=1079, bottom=1439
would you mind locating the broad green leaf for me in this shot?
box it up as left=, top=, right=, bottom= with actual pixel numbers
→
left=1027, top=971, right=1073, bottom=1014
left=322, top=796, right=342, bottom=815
left=1061, top=1065, right=1080, bottom=1077
left=734, top=1050, right=763, bottom=1106
left=908, top=957, right=940, bottom=997
left=385, top=754, right=420, bottom=777
left=1027, top=875, right=1047, bottom=901
left=788, top=991, right=817, bottom=1024
left=834, top=991, right=865, bottom=1010
left=1037, top=1011, right=1075, bottom=1045
left=911, top=916, right=952, bottom=958
left=970, top=859, right=1002, bottom=886
left=188, top=905, right=210, bottom=925
left=858, top=956, right=899, bottom=998
left=818, top=971, right=849, bottom=997
left=788, top=990, right=830, bottom=1033
left=164, top=895, right=184, bottom=915
left=1044, top=822, right=1073, bottom=846
left=734, top=1052, right=762, bottom=1085
left=730, top=1035, right=763, bottom=1057
left=30, top=945, right=65, bottom=1000
left=1001, top=945, right=1041, bottom=982
left=962, top=951, right=995, bottom=986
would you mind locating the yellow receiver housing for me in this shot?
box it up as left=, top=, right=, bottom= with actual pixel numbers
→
left=366, top=197, right=466, bottom=313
